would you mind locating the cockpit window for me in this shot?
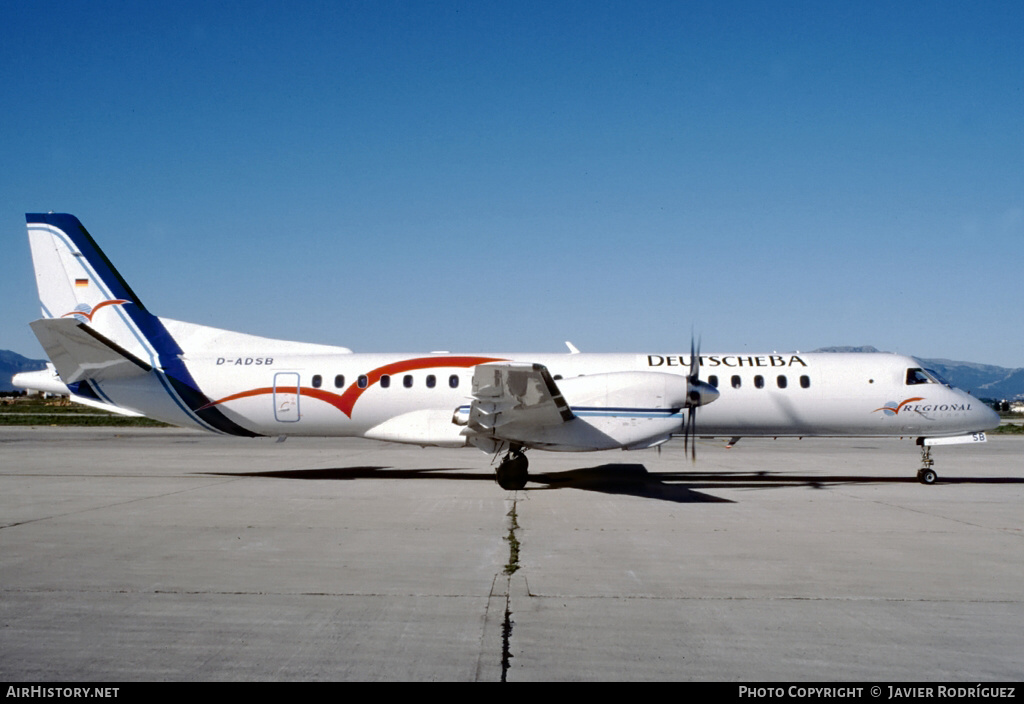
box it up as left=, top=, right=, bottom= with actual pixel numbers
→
left=924, top=368, right=952, bottom=387
left=906, top=368, right=932, bottom=385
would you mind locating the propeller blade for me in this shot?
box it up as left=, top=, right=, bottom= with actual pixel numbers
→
left=685, top=406, right=697, bottom=462
left=688, top=334, right=701, bottom=383
left=683, top=407, right=689, bottom=456
left=684, top=332, right=702, bottom=463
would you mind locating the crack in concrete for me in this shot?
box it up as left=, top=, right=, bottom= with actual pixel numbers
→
left=501, top=592, right=513, bottom=682
left=500, top=498, right=520, bottom=681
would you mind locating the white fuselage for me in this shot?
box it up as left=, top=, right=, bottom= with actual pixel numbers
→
left=98, top=323, right=996, bottom=450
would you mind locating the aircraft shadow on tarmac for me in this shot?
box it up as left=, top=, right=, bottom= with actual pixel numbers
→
left=207, top=464, right=729, bottom=503
left=204, top=463, right=1024, bottom=504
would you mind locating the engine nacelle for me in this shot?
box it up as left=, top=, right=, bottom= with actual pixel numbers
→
left=519, top=371, right=716, bottom=451
left=455, top=369, right=721, bottom=453
left=556, top=371, right=693, bottom=410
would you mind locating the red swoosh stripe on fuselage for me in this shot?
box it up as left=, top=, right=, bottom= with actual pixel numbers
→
left=200, top=356, right=504, bottom=417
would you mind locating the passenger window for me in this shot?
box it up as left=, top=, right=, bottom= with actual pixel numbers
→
left=800, top=375, right=811, bottom=389
left=777, top=375, right=787, bottom=389
left=449, top=375, right=459, bottom=389
left=426, top=375, right=436, bottom=388
left=708, top=375, right=718, bottom=388
left=754, top=375, right=764, bottom=389
left=312, top=374, right=322, bottom=389
left=358, top=375, right=368, bottom=389
left=334, top=374, right=345, bottom=388
left=380, top=375, right=391, bottom=389
left=731, top=375, right=741, bottom=389
left=403, top=374, right=413, bottom=388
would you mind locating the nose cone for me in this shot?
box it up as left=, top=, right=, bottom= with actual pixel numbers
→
left=979, top=403, right=1001, bottom=432
left=689, top=380, right=720, bottom=407
left=11, top=372, right=30, bottom=390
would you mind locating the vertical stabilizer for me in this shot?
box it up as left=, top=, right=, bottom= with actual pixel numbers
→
left=27, top=213, right=154, bottom=365
left=24, top=213, right=259, bottom=436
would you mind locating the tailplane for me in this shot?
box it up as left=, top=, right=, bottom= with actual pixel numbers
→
left=24, top=213, right=258, bottom=436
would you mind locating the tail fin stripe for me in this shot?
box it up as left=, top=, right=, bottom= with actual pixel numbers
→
left=83, top=380, right=117, bottom=408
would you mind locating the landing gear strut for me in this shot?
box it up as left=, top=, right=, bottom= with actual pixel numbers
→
left=916, top=440, right=937, bottom=485
left=496, top=447, right=529, bottom=491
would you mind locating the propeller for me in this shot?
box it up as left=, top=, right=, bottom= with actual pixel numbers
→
left=682, top=333, right=720, bottom=462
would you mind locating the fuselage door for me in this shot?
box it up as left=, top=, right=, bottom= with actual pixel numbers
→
left=273, top=372, right=300, bottom=422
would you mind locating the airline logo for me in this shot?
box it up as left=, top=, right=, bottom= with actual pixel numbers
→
left=875, top=397, right=975, bottom=418
left=61, top=299, right=129, bottom=323
left=648, top=354, right=808, bottom=368
left=874, top=398, right=925, bottom=416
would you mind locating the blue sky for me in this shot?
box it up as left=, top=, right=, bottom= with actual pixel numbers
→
left=2, top=1, right=1022, bottom=367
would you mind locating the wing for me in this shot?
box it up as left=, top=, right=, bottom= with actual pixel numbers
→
left=458, top=363, right=574, bottom=444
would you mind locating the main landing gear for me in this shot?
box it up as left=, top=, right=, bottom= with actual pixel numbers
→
left=916, top=440, right=937, bottom=485
left=495, top=447, right=529, bottom=491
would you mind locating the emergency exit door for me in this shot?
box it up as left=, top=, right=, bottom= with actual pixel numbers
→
left=273, top=372, right=300, bottom=422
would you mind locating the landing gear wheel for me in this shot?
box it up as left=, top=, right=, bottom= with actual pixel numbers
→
left=496, top=452, right=529, bottom=491
left=916, top=441, right=937, bottom=485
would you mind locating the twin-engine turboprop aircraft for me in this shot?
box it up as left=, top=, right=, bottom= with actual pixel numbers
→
left=23, top=213, right=1000, bottom=489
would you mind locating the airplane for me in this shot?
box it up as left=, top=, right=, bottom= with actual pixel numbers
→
left=11, top=364, right=67, bottom=397
left=11, top=363, right=144, bottom=416
left=22, top=213, right=1000, bottom=489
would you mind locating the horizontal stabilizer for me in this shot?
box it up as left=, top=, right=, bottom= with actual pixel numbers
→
left=29, top=318, right=152, bottom=385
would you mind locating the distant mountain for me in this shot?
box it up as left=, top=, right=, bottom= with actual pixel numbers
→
left=916, top=359, right=1024, bottom=401
left=812, top=346, right=883, bottom=354
left=0, top=350, right=47, bottom=392
left=812, top=347, right=1024, bottom=401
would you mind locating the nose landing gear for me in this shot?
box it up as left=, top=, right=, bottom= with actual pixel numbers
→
left=916, top=441, right=937, bottom=485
